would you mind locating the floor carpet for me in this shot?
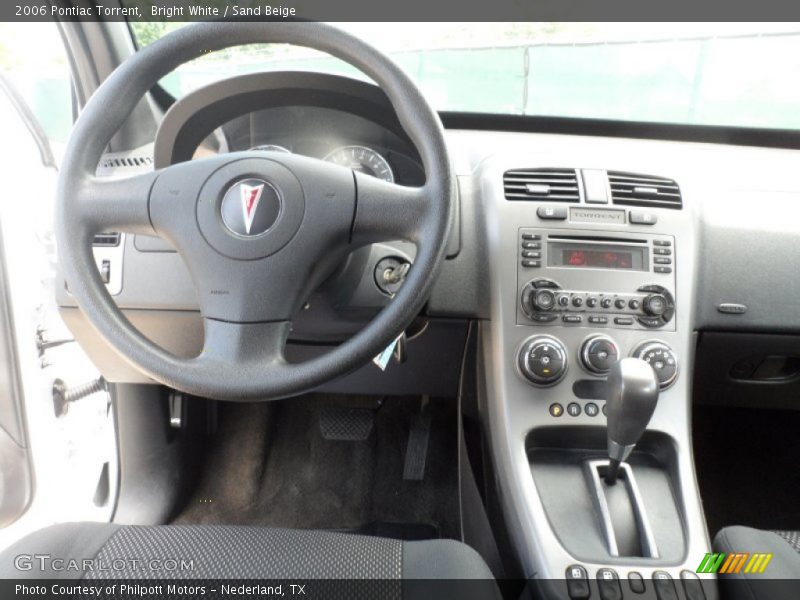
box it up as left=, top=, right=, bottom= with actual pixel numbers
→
left=173, top=394, right=461, bottom=540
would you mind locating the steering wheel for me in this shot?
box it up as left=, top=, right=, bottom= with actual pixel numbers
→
left=56, top=23, right=454, bottom=401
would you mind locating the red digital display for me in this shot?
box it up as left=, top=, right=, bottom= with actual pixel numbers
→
left=563, top=249, right=633, bottom=269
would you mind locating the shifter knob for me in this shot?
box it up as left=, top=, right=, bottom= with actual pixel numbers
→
left=605, top=358, right=659, bottom=484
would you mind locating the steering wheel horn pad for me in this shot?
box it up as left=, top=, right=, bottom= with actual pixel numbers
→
left=56, top=23, right=454, bottom=400
left=194, top=157, right=306, bottom=261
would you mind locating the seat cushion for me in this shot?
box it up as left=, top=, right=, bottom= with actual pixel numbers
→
left=0, top=523, right=495, bottom=588
left=713, top=526, right=800, bottom=600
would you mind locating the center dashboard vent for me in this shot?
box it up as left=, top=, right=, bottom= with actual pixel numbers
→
left=608, top=171, right=682, bottom=209
left=503, top=168, right=580, bottom=202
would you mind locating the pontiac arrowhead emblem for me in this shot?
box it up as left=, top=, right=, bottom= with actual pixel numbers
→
left=220, top=178, right=281, bottom=237
left=240, top=183, right=265, bottom=234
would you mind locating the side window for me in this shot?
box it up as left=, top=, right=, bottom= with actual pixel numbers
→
left=0, top=22, right=72, bottom=160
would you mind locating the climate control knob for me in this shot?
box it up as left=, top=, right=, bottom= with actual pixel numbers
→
left=632, top=341, right=679, bottom=389
left=580, top=335, right=620, bottom=375
left=518, top=335, right=568, bottom=386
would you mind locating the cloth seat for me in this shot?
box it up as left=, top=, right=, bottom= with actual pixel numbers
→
left=713, top=526, right=800, bottom=600
left=0, top=523, right=497, bottom=598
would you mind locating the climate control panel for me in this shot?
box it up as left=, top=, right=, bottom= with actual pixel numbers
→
left=517, top=333, right=678, bottom=390
left=520, top=278, right=675, bottom=330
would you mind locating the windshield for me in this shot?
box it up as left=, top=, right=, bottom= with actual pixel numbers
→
left=129, top=22, right=800, bottom=131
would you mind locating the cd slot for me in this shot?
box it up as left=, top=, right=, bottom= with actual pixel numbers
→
left=548, top=235, right=648, bottom=245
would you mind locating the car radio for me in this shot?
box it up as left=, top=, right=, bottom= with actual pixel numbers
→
left=517, top=229, right=677, bottom=331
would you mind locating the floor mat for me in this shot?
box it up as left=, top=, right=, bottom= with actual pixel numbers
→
left=693, top=405, right=800, bottom=538
left=173, top=395, right=460, bottom=540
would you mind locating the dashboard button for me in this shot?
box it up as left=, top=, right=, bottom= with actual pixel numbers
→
left=566, top=565, right=590, bottom=599
left=522, top=241, right=542, bottom=250
left=586, top=297, right=598, bottom=308
left=567, top=402, right=582, bottom=417
left=653, top=240, right=672, bottom=246
left=530, top=313, right=558, bottom=323
left=521, top=259, right=541, bottom=268
left=537, top=205, right=568, bottom=220
left=597, top=568, right=622, bottom=600
left=563, top=315, right=583, bottom=324
left=653, top=571, right=679, bottom=600
left=614, top=317, right=634, bottom=325
left=654, top=256, right=672, bottom=265
left=585, top=402, right=599, bottom=417
left=680, top=571, right=706, bottom=600
left=558, top=294, right=570, bottom=307
left=601, top=298, right=613, bottom=309
left=654, top=247, right=672, bottom=256
left=572, top=296, right=584, bottom=307
left=654, top=266, right=673, bottom=274
left=588, top=316, right=608, bottom=325
left=614, top=298, right=626, bottom=309
left=629, top=299, right=641, bottom=310
left=522, top=233, right=541, bottom=240
left=534, top=278, right=560, bottom=288
left=522, top=250, right=542, bottom=259
left=630, top=211, right=658, bottom=225
left=628, top=572, right=646, bottom=594
left=549, top=403, right=564, bottom=417
left=637, top=316, right=663, bottom=328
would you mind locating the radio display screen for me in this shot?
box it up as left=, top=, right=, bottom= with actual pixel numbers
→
left=548, top=242, right=647, bottom=271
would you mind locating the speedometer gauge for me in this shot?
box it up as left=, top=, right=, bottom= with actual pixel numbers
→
left=324, top=145, right=394, bottom=183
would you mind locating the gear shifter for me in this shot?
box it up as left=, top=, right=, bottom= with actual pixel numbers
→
left=605, top=358, right=659, bottom=485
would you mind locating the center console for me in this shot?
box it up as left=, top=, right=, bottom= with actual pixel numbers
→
left=477, top=159, right=716, bottom=599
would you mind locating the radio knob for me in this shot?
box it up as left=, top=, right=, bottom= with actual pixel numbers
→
left=580, top=335, right=620, bottom=375
left=518, top=335, right=568, bottom=386
left=643, top=294, right=669, bottom=317
left=532, top=289, right=557, bottom=312
left=632, top=341, right=678, bottom=389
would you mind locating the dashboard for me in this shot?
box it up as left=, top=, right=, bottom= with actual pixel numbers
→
left=58, top=72, right=800, bottom=399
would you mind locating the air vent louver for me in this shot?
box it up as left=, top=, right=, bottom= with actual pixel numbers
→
left=608, top=172, right=682, bottom=209
left=101, top=156, right=153, bottom=169
left=504, top=168, right=580, bottom=202
left=92, top=232, right=120, bottom=247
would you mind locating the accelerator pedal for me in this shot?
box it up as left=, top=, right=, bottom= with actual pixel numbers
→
left=403, top=411, right=432, bottom=481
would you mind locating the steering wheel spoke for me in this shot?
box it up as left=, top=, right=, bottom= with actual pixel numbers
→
left=351, top=171, right=429, bottom=245
left=196, top=318, right=289, bottom=372
left=73, top=172, right=158, bottom=238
